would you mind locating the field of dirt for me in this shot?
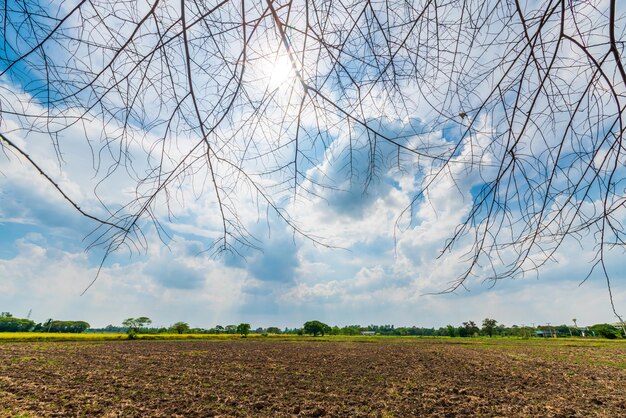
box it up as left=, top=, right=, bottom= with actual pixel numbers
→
left=0, top=338, right=625, bottom=417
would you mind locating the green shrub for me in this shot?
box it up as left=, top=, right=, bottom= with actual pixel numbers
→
left=0, top=317, right=35, bottom=332
left=589, top=324, right=620, bottom=339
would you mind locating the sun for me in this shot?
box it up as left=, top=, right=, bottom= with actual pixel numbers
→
left=268, top=54, right=295, bottom=88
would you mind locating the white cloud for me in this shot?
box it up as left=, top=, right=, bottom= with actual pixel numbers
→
left=0, top=233, right=252, bottom=327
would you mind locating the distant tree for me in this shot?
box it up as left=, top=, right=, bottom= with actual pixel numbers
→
left=516, top=325, right=530, bottom=338
left=122, top=317, right=152, bottom=339
left=214, top=325, right=225, bottom=334
left=303, top=320, right=331, bottom=337
left=445, top=325, right=457, bottom=337
left=481, top=319, right=498, bottom=337
left=100, top=324, right=125, bottom=333
left=237, top=323, right=251, bottom=337
left=0, top=317, right=35, bottom=332
left=340, top=325, right=362, bottom=336
left=0, top=312, right=12, bottom=318
left=460, top=321, right=479, bottom=338
left=69, top=321, right=90, bottom=333
left=553, top=324, right=571, bottom=336
left=43, top=318, right=54, bottom=332
left=589, top=324, right=620, bottom=339
left=225, top=325, right=237, bottom=334
left=171, top=322, right=190, bottom=335
left=189, top=328, right=209, bottom=334
left=266, top=327, right=281, bottom=334
left=43, top=320, right=90, bottom=333
left=368, top=325, right=396, bottom=335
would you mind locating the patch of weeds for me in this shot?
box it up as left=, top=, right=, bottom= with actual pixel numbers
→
left=573, top=357, right=626, bottom=369
left=181, top=350, right=209, bottom=356
left=8, top=356, right=38, bottom=364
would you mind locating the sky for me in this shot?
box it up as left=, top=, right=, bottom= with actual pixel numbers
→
left=1, top=0, right=625, bottom=329
left=1, top=101, right=623, bottom=329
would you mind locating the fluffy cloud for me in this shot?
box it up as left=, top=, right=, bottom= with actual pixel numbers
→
left=0, top=233, right=252, bottom=327
left=2, top=78, right=626, bottom=330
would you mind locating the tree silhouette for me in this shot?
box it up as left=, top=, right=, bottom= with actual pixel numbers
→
left=1, top=1, right=625, bottom=321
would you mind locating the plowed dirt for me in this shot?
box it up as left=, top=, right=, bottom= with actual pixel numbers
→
left=1, top=339, right=624, bottom=417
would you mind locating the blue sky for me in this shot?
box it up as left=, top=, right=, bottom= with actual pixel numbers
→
left=1, top=101, right=624, bottom=329
left=1, top=0, right=626, bottom=329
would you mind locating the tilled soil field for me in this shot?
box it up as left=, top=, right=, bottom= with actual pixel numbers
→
left=0, top=338, right=625, bottom=417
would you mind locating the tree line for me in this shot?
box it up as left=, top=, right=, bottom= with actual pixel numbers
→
left=296, top=319, right=624, bottom=339
left=0, top=312, right=89, bottom=333
left=2, top=312, right=623, bottom=339
left=91, top=317, right=625, bottom=339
